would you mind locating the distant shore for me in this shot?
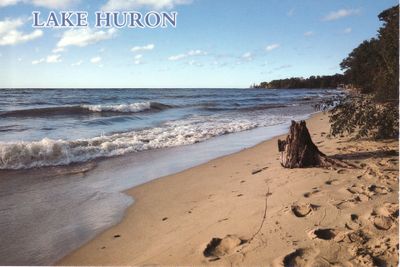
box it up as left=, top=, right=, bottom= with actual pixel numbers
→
left=59, top=112, right=399, bottom=266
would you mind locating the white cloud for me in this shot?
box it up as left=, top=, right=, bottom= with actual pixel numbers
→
left=32, top=58, right=44, bottom=65
left=56, top=28, right=116, bottom=48
left=31, top=0, right=78, bottom=8
left=90, top=56, right=102, bottom=64
left=46, top=54, right=61, bottom=63
left=0, top=18, right=43, bottom=46
left=187, top=60, right=203, bottom=67
left=131, top=43, right=154, bottom=52
left=52, top=47, right=65, bottom=53
left=241, top=52, right=253, bottom=61
left=31, top=54, right=62, bottom=64
left=323, top=9, right=360, bottom=21
left=304, top=31, right=314, bottom=37
left=71, top=60, right=83, bottom=66
left=102, top=0, right=191, bottom=10
left=132, top=54, right=145, bottom=65
left=0, top=0, right=78, bottom=8
left=344, top=27, right=352, bottom=34
left=265, top=43, right=280, bottom=51
left=168, top=49, right=207, bottom=61
left=168, top=54, right=186, bottom=61
left=0, top=0, right=20, bottom=7
left=187, top=49, right=207, bottom=56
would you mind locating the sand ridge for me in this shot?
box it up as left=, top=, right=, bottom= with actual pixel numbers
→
left=58, top=113, right=399, bottom=266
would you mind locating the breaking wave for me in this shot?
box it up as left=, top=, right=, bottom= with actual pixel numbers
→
left=0, top=115, right=288, bottom=170
left=0, top=102, right=171, bottom=118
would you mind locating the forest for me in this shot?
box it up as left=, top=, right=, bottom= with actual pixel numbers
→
left=252, top=74, right=346, bottom=89
left=329, top=5, right=398, bottom=139
left=254, top=5, right=399, bottom=139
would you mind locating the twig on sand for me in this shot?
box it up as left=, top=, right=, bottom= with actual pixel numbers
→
left=247, top=185, right=271, bottom=244
left=235, top=182, right=271, bottom=260
left=251, top=166, right=268, bottom=175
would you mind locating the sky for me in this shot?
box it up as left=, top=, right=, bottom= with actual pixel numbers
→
left=0, top=0, right=397, bottom=88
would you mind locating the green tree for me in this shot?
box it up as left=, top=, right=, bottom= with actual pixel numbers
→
left=329, top=5, right=399, bottom=139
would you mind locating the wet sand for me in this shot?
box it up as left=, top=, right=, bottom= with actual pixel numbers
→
left=0, top=119, right=292, bottom=265
left=59, top=112, right=399, bottom=266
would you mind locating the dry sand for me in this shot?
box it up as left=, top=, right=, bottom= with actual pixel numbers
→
left=59, top=113, right=399, bottom=266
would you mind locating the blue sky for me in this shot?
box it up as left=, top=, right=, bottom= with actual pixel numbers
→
left=0, top=0, right=397, bottom=88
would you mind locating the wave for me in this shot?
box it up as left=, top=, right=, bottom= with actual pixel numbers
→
left=0, top=125, right=29, bottom=133
left=0, top=102, right=172, bottom=118
left=201, top=103, right=289, bottom=112
left=0, top=115, right=291, bottom=170
left=82, top=102, right=171, bottom=113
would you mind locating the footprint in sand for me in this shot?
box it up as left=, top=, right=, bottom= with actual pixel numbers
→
left=367, top=184, right=391, bottom=195
left=281, top=248, right=331, bottom=267
left=380, top=202, right=399, bottom=218
left=303, top=189, right=320, bottom=198
left=308, top=228, right=337, bottom=240
left=351, top=252, right=376, bottom=266
left=373, top=216, right=393, bottom=230
left=367, top=236, right=398, bottom=259
left=345, top=214, right=362, bottom=230
left=325, top=179, right=340, bottom=186
left=349, top=235, right=396, bottom=266
left=346, top=184, right=365, bottom=194
left=369, top=205, right=397, bottom=231
left=334, top=193, right=369, bottom=210
left=290, top=203, right=318, bottom=217
left=336, top=169, right=349, bottom=174
left=346, top=183, right=391, bottom=200
left=346, top=232, right=395, bottom=266
left=336, top=229, right=370, bottom=245
left=362, top=165, right=392, bottom=183
left=203, top=235, right=247, bottom=260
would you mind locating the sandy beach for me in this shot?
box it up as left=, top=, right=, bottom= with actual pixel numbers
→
left=58, top=112, right=399, bottom=266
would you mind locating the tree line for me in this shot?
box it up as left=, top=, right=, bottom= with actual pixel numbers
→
left=328, top=5, right=398, bottom=139
left=254, top=5, right=398, bottom=139
left=252, top=74, right=346, bottom=89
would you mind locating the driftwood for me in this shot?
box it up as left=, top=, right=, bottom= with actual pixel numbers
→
left=278, top=120, right=351, bottom=169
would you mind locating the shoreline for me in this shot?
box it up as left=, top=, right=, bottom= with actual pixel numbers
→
left=56, top=114, right=320, bottom=265
left=0, top=114, right=305, bottom=265
left=59, top=112, right=399, bottom=266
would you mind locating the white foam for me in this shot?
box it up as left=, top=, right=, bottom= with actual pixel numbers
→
left=0, top=114, right=293, bottom=170
left=82, top=102, right=151, bottom=113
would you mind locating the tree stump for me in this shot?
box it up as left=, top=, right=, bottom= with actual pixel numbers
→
left=278, top=120, right=327, bottom=168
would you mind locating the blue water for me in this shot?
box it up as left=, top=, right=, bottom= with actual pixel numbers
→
left=0, top=88, right=340, bottom=169
left=0, top=88, right=342, bottom=265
